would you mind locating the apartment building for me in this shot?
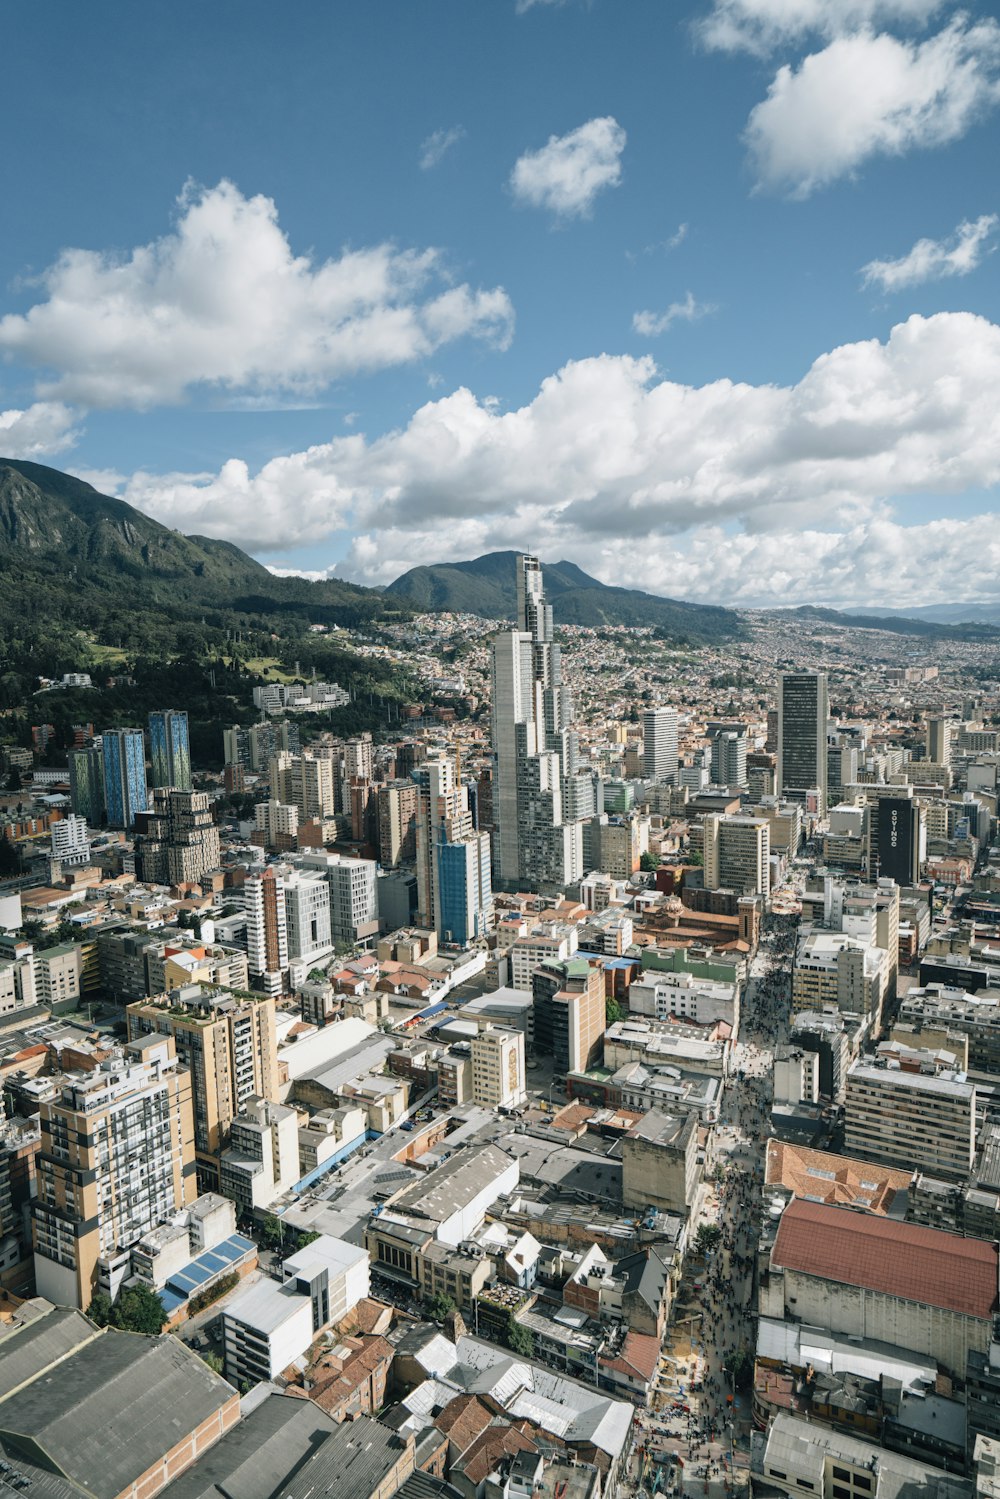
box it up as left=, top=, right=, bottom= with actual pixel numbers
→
left=127, top=984, right=278, bottom=1186
left=219, top=1096, right=301, bottom=1213
left=792, top=931, right=888, bottom=1028
left=532, top=956, right=606, bottom=1075
left=134, top=788, right=221, bottom=886
left=470, top=1024, right=526, bottom=1110
left=244, top=865, right=289, bottom=994
left=844, top=1060, right=976, bottom=1180
left=702, top=814, right=771, bottom=897
left=33, top=1035, right=197, bottom=1308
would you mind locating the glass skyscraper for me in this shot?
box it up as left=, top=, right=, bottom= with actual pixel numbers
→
left=102, top=729, right=149, bottom=828
left=68, top=746, right=105, bottom=824
left=148, top=709, right=192, bottom=791
left=777, top=672, right=829, bottom=814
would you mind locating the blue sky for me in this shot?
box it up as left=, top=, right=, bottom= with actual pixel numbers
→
left=1, top=0, right=999, bottom=607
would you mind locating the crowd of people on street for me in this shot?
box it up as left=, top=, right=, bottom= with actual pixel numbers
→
left=627, top=913, right=796, bottom=1495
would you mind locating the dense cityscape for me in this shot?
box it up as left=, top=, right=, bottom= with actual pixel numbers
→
left=0, top=550, right=998, bottom=1499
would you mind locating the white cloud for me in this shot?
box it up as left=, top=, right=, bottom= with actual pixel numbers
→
left=419, top=126, right=465, bottom=170
left=696, top=0, right=943, bottom=55
left=0, top=401, right=80, bottom=458
left=120, top=311, right=1000, bottom=585
left=668, top=223, right=689, bottom=248
left=0, top=180, right=514, bottom=409
left=746, top=17, right=1000, bottom=196
left=633, top=293, right=716, bottom=337
left=861, top=212, right=998, bottom=290
left=510, top=117, right=626, bottom=217
left=66, top=466, right=126, bottom=495
left=516, top=0, right=569, bottom=12
left=333, top=510, right=1000, bottom=612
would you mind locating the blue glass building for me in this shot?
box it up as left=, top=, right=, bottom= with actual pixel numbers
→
left=148, top=710, right=192, bottom=791
left=436, top=832, right=493, bottom=946
left=102, top=729, right=149, bottom=828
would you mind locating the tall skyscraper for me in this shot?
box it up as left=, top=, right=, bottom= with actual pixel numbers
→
left=148, top=709, right=192, bottom=790
left=490, top=555, right=584, bottom=890
left=133, top=789, right=221, bottom=885
left=33, top=1035, right=196, bottom=1308
left=926, top=716, right=952, bottom=767
left=68, top=745, right=105, bottom=824
left=777, top=672, right=829, bottom=813
left=102, top=728, right=148, bottom=829
left=709, top=727, right=748, bottom=789
left=244, top=866, right=289, bottom=996
left=127, top=985, right=278, bottom=1187
left=643, top=706, right=679, bottom=783
left=415, top=757, right=492, bottom=944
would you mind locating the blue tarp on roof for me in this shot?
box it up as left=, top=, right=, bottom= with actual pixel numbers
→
left=415, top=1000, right=450, bottom=1020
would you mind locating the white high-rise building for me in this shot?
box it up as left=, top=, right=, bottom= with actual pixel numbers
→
left=643, top=706, right=679, bottom=784
left=282, top=869, right=333, bottom=963
left=926, top=716, right=952, bottom=767
left=709, top=728, right=748, bottom=789
left=51, top=813, right=91, bottom=866
left=490, top=555, right=585, bottom=891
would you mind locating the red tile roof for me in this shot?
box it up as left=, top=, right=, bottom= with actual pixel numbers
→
left=772, top=1198, right=999, bottom=1319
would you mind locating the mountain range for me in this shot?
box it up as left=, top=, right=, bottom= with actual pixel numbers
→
left=384, top=550, right=743, bottom=641
left=0, top=457, right=390, bottom=632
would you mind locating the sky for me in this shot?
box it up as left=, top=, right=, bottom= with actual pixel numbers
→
left=1, top=0, right=999, bottom=610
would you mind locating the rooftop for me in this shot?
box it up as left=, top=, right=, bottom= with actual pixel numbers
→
left=771, top=1197, right=999, bottom=1320
left=765, top=1138, right=912, bottom=1216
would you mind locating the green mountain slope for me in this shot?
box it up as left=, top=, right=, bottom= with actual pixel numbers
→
left=783, top=604, right=1000, bottom=642
left=385, top=550, right=742, bottom=641
left=0, top=457, right=392, bottom=628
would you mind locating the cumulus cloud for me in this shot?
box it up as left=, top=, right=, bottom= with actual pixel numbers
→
left=510, top=117, right=626, bottom=217
left=633, top=293, right=716, bottom=337
left=0, top=180, right=514, bottom=409
left=419, top=126, right=465, bottom=170
left=120, top=311, right=1000, bottom=582
left=746, top=17, right=1000, bottom=196
left=861, top=213, right=998, bottom=290
left=696, top=0, right=943, bottom=55
left=333, top=511, right=1000, bottom=611
left=0, top=401, right=80, bottom=458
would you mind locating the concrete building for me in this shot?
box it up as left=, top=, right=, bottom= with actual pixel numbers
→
left=844, top=1061, right=976, bottom=1181
left=762, top=1197, right=997, bottom=1376
left=244, top=865, right=289, bottom=994
left=471, top=1024, right=526, bottom=1110
left=777, top=672, right=828, bottom=813
left=758, top=1411, right=971, bottom=1499
left=642, top=706, right=679, bottom=785
left=702, top=813, right=771, bottom=897
left=621, top=1108, right=699, bottom=1215
left=377, top=780, right=419, bottom=867
left=127, top=985, right=278, bottom=1185
left=927, top=715, right=953, bottom=768
left=219, top=1096, right=301, bottom=1213
left=33, top=1036, right=197, bottom=1307
left=490, top=556, right=584, bottom=891
left=283, top=867, right=333, bottom=964
left=532, top=956, right=606, bottom=1075
left=51, top=813, right=91, bottom=866
left=134, top=789, right=222, bottom=886
left=296, top=851, right=379, bottom=950
left=792, top=931, right=888, bottom=1027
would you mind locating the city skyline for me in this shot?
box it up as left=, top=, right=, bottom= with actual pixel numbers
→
left=0, top=1, right=998, bottom=610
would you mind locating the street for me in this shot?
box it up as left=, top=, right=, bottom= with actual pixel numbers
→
left=624, top=912, right=797, bottom=1496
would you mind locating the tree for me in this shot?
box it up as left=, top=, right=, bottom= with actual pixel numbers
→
left=695, top=1223, right=722, bottom=1256
left=724, top=1346, right=753, bottom=1391
left=425, top=1291, right=456, bottom=1322
left=507, top=1318, right=534, bottom=1358
left=639, top=851, right=661, bottom=872
left=86, top=1290, right=113, bottom=1327
left=688, top=850, right=703, bottom=868
left=605, top=996, right=623, bottom=1025
left=112, top=1285, right=167, bottom=1334
left=203, top=1351, right=225, bottom=1375
left=256, top=1213, right=285, bottom=1251
left=0, top=835, right=20, bottom=879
